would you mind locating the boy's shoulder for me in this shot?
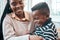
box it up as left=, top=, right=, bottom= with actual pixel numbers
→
left=44, top=18, right=55, bottom=29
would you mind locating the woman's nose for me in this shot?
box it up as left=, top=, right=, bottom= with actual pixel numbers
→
left=16, top=4, right=20, bottom=8
left=15, top=5, right=23, bottom=11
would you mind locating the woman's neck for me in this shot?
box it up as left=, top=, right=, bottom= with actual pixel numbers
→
left=15, top=12, right=25, bottom=19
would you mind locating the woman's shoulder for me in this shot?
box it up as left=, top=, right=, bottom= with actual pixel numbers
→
left=24, top=11, right=33, bottom=21
left=6, top=12, right=14, bottom=18
left=24, top=11, right=32, bottom=15
left=4, top=13, right=14, bottom=21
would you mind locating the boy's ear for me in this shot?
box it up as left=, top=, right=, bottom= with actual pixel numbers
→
left=46, top=15, right=49, bottom=17
left=46, top=15, right=49, bottom=19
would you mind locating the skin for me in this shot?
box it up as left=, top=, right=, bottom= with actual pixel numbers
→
left=33, top=9, right=49, bottom=26
left=10, top=0, right=25, bottom=19
left=9, top=0, right=43, bottom=40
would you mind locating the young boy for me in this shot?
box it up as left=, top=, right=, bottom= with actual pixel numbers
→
left=31, top=2, right=58, bottom=40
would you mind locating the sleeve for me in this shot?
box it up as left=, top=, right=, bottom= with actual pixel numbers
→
left=43, top=24, right=58, bottom=40
left=2, top=15, right=29, bottom=40
left=29, top=13, right=35, bottom=35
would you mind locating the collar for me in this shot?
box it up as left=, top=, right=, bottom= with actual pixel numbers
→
left=42, top=18, right=52, bottom=26
left=11, top=11, right=30, bottom=21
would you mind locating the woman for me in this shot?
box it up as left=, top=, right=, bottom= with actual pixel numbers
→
left=2, top=0, right=42, bottom=40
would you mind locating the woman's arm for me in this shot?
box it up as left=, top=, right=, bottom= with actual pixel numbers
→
left=2, top=15, right=29, bottom=40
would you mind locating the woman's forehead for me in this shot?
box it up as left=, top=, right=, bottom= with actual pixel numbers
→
left=10, top=0, right=23, bottom=2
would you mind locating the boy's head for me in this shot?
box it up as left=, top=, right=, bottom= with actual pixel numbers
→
left=31, top=2, right=50, bottom=25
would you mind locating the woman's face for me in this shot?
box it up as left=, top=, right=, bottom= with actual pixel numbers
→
left=10, top=0, right=24, bottom=15
left=33, top=10, right=48, bottom=25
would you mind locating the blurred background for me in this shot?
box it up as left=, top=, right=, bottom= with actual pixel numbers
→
left=0, top=0, right=60, bottom=37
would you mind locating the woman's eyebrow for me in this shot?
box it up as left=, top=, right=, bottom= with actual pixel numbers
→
left=11, top=1, right=16, bottom=4
left=11, top=2, right=17, bottom=6
left=19, top=0, right=23, bottom=3
left=20, top=0, right=22, bottom=1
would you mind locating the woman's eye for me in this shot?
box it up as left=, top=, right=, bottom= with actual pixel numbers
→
left=19, top=2, right=23, bottom=4
left=11, top=2, right=17, bottom=6
left=19, top=1, right=23, bottom=4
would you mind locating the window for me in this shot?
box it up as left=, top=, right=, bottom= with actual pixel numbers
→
left=0, top=0, right=7, bottom=19
left=0, top=0, right=60, bottom=22
left=51, top=0, right=60, bottom=22
left=28, top=0, right=60, bottom=22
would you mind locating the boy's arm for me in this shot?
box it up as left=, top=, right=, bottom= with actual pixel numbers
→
left=29, top=35, right=43, bottom=40
left=43, top=24, right=58, bottom=40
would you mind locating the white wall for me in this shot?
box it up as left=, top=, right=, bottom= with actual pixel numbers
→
left=0, top=0, right=7, bottom=19
left=0, top=0, right=60, bottom=22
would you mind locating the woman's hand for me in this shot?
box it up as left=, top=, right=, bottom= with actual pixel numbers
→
left=29, top=35, right=43, bottom=40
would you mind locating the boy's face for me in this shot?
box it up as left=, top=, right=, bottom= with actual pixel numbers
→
left=33, top=10, right=48, bottom=25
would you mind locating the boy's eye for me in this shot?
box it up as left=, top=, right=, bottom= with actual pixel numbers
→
left=11, top=2, right=17, bottom=6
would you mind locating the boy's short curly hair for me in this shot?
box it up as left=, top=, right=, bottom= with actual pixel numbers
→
left=31, top=2, right=50, bottom=17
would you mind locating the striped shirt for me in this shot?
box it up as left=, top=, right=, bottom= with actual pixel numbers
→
left=33, top=18, right=58, bottom=40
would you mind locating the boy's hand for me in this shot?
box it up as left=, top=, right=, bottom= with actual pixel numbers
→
left=34, top=20, right=40, bottom=24
left=29, top=35, right=43, bottom=40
